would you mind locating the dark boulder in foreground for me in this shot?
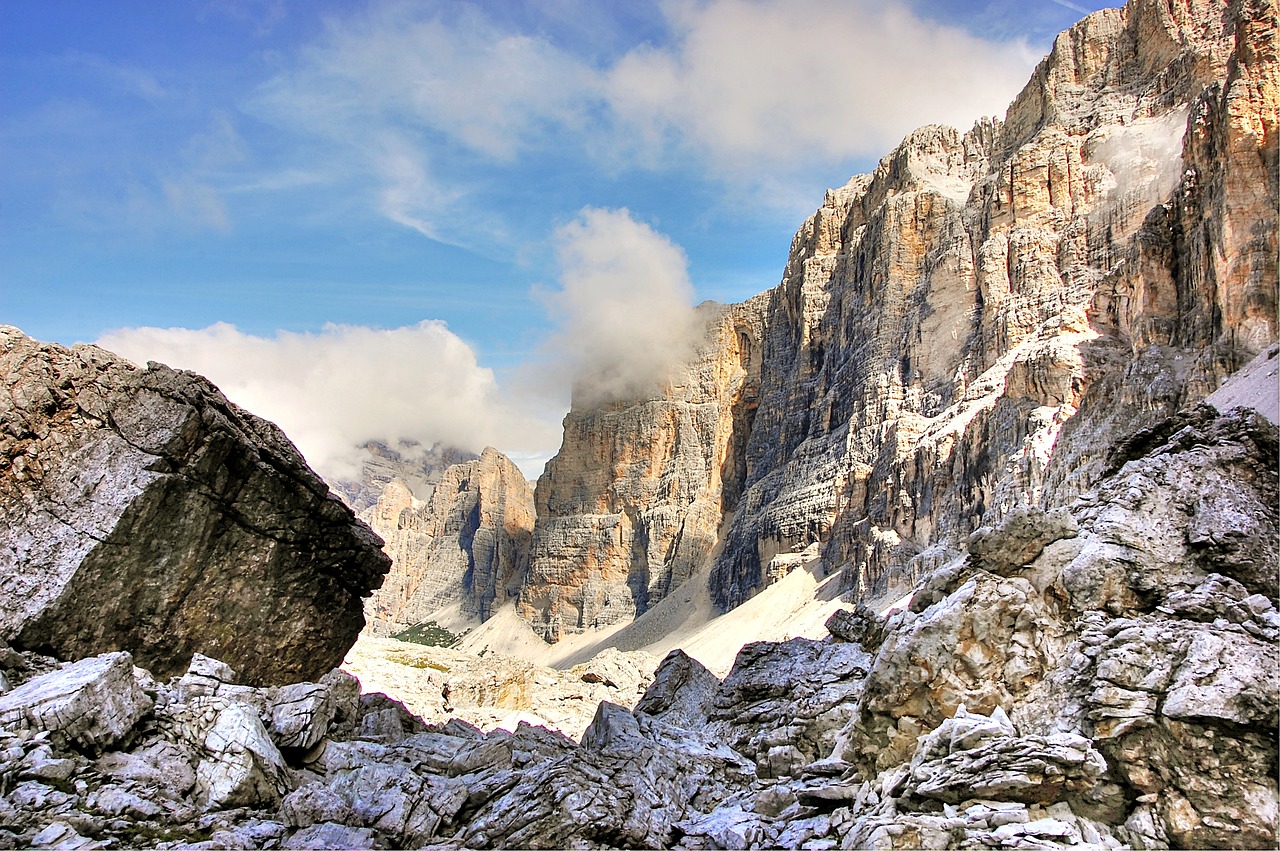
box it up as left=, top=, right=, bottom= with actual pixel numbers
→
left=0, top=326, right=390, bottom=685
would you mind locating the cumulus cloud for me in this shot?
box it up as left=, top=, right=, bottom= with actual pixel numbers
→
left=96, top=321, right=563, bottom=483
left=605, top=0, right=1035, bottom=176
left=540, top=207, right=701, bottom=405
left=242, top=0, right=1037, bottom=240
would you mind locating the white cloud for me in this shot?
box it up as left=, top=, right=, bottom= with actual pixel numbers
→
left=96, top=321, right=563, bottom=483
left=61, top=51, right=170, bottom=103
left=246, top=2, right=597, bottom=159
left=605, top=0, right=1035, bottom=176
left=540, top=207, right=700, bottom=405
left=162, top=180, right=231, bottom=232
left=242, top=0, right=1037, bottom=242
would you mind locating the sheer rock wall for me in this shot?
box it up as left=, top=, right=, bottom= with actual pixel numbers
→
left=523, top=0, right=1277, bottom=634
left=361, top=448, right=535, bottom=633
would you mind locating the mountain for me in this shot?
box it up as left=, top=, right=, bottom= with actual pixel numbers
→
left=361, top=447, right=536, bottom=635
left=330, top=440, right=478, bottom=514
left=0, top=0, right=1275, bottom=847
left=517, top=0, right=1277, bottom=643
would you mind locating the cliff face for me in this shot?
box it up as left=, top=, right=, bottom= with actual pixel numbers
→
left=362, top=448, right=535, bottom=633
left=0, top=327, right=390, bottom=685
left=525, top=0, right=1278, bottom=631
left=519, top=300, right=766, bottom=641
left=1, top=404, right=1271, bottom=849
left=330, top=440, right=477, bottom=515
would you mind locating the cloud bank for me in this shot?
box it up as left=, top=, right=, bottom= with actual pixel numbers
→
left=540, top=208, right=700, bottom=405
left=97, top=321, right=562, bottom=483
left=605, top=0, right=1034, bottom=175
left=246, top=0, right=1036, bottom=242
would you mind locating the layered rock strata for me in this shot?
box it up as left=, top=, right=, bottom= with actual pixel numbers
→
left=521, top=299, right=766, bottom=640
left=361, top=448, right=535, bottom=633
left=522, top=0, right=1278, bottom=636
left=0, top=327, right=390, bottom=685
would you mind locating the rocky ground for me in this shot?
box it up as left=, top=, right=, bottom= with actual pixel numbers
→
left=0, top=405, right=1274, bottom=850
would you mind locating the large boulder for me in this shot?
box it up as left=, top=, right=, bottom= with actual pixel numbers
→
left=0, top=326, right=390, bottom=685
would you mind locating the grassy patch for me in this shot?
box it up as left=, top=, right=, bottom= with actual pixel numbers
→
left=392, top=620, right=461, bottom=648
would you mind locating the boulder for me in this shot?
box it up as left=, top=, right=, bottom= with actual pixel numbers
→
left=0, top=326, right=390, bottom=686
left=634, top=649, right=720, bottom=730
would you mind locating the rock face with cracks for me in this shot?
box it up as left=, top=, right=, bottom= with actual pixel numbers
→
left=0, top=405, right=1274, bottom=849
left=0, top=326, right=390, bottom=685
left=360, top=447, right=536, bottom=633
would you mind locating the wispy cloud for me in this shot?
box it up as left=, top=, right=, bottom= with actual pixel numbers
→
left=162, top=180, right=231, bottom=232
left=242, top=0, right=1036, bottom=244
left=58, top=50, right=171, bottom=103
left=1047, top=0, right=1093, bottom=16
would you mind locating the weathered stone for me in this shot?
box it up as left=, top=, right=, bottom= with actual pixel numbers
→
left=268, top=683, right=336, bottom=751
left=709, top=638, right=871, bottom=777
left=967, top=508, right=1078, bottom=576
left=281, top=822, right=376, bottom=850
left=634, top=649, right=720, bottom=730
left=96, top=739, right=197, bottom=801
left=459, top=701, right=755, bottom=848
left=172, top=698, right=289, bottom=811
left=0, top=327, right=390, bottom=685
left=905, top=708, right=1108, bottom=805
left=825, top=606, right=885, bottom=649
left=280, top=783, right=352, bottom=829
left=0, top=653, right=151, bottom=751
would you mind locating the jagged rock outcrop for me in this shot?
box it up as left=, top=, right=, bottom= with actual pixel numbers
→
left=0, top=402, right=1273, bottom=849
left=714, top=0, right=1277, bottom=611
left=0, top=327, right=390, bottom=685
left=361, top=447, right=535, bottom=633
left=521, top=0, right=1278, bottom=638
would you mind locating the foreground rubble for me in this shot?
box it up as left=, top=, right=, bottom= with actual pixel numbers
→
left=0, top=406, right=1274, bottom=849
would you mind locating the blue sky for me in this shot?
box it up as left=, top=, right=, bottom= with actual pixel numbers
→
left=1, top=0, right=1111, bottom=480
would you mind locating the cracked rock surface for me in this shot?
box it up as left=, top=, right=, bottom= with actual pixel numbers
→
left=0, top=400, right=1273, bottom=850
left=0, top=326, right=390, bottom=685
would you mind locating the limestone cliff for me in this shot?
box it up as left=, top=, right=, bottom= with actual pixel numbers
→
left=330, top=440, right=476, bottom=515
left=519, top=299, right=766, bottom=641
left=524, top=0, right=1278, bottom=634
left=0, top=402, right=1272, bottom=849
left=363, top=448, right=535, bottom=633
left=0, top=327, right=390, bottom=685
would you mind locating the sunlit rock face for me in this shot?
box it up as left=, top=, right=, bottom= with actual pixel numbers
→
left=0, top=326, right=390, bottom=686
left=521, top=0, right=1277, bottom=637
left=519, top=299, right=767, bottom=641
left=361, top=447, right=536, bottom=633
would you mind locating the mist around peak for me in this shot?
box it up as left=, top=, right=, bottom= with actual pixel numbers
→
left=539, top=207, right=703, bottom=408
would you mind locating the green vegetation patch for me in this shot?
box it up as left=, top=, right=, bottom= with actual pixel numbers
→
left=392, top=620, right=462, bottom=648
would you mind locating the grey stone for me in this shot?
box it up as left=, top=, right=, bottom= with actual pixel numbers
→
left=0, top=653, right=151, bottom=751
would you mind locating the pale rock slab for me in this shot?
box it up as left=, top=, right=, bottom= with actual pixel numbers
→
left=0, top=652, right=151, bottom=751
